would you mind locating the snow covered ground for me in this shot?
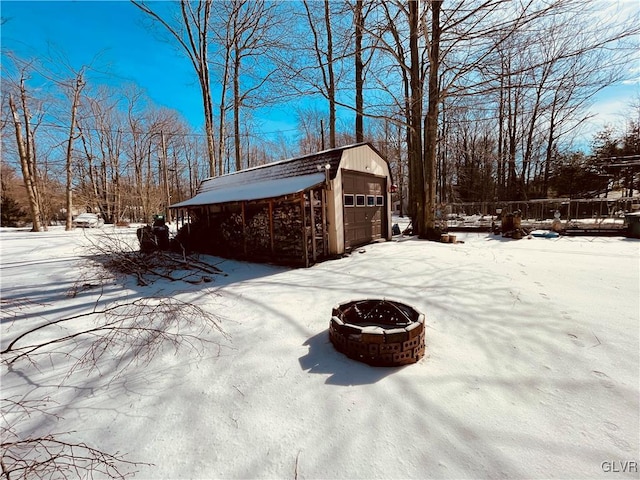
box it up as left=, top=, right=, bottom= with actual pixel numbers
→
left=1, top=221, right=639, bottom=479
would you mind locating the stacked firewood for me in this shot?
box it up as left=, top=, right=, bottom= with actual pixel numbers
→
left=220, top=212, right=244, bottom=251
left=273, top=201, right=304, bottom=258
left=245, top=206, right=271, bottom=253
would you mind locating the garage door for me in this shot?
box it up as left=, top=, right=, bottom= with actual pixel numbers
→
left=342, top=171, right=386, bottom=250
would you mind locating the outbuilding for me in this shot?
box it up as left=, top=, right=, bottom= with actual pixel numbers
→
left=170, top=143, right=393, bottom=267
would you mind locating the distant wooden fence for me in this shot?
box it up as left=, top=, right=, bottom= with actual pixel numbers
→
left=445, top=197, right=639, bottom=221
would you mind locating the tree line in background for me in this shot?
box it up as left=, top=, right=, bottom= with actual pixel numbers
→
left=1, top=0, right=638, bottom=233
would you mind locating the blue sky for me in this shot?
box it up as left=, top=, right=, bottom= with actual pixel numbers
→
left=0, top=0, right=320, bottom=143
left=1, top=0, right=638, bottom=150
left=2, top=1, right=211, bottom=128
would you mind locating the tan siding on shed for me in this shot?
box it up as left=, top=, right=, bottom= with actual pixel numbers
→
left=328, top=145, right=392, bottom=255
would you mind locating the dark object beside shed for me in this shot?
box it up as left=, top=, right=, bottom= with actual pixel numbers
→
left=625, top=213, right=640, bottom=238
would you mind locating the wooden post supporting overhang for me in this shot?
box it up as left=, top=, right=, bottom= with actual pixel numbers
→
left=301, top=191, right=308, bottom=267
left=269, top=199, right=274, bottom=255
left=241, top=201, right=247, bottom=256
left=310, top=189, right=317, bottom=262
left=321, top=188, right=328, bottom=255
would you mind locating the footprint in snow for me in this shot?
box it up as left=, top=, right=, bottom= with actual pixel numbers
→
left=567, top=333, right=584, bottom=347
left=592, top=370, right=615, bottom=389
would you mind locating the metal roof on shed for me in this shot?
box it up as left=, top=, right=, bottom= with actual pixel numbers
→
left=171, top=173, right=325, bottom=208
left=171, top=143, right=375, bottom=208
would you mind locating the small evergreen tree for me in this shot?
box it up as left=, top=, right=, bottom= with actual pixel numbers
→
left=0, top=193, right=27, bottom=227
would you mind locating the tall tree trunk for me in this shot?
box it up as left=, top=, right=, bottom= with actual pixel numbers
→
left=186, top=0, right=216, bottom=177
left=200, top=71, right=217, bottom=178
left=497, top=66, right=505, bottom=199
left=542, top=100, right=558, bottom=198
left=439, top=98, right=447, bottom=203
left=324, top=0, right=336, bottom=148
left=381, top=1, right=410, bottom=218
left=521, top=77, right=547, bottom=201
left=161, top=131, right=171, bottom=222
left=507, top=66, right=518, bottom=199
left=218, top=48, right=230, bottom=176
left=8, top=85, right=44, bottom=232
left=421, top=0, right=442, bottom=238
left=77, top=124, right=101, bottom=213
left=112, top=131, right=122, bottom=223
left=354, top=0, right=364, bottom=142
left=397, top=123, right=405, bottom=217
left=65, top=74, right=83, bottom=230
left=100, top=143, right=110, bottom=222
left=408, top=0, right=424, bottom=236
left=233, top=41, right=242, bottom=172
left=303, top=0, right=336, bottom=149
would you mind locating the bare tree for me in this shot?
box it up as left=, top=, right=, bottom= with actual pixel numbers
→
left=348, top=0, right=427, bottom=232
left=295, top=106, right=325, bottom=154
left=132, top=0, right=217, bottom=177
left=408, top=0, right=426, bottom=235
left=422, top=0, right=441, bottom=238
left=354, top=0, right=365, bottom=142
left=82, top=89, right=125, bottom=223
left=7, top=74, right=44, bottom=232
left=216, top=0, right=284, bottom=171
left=64, top=71, right=85, bottom=230
left=299, top=0, right=345, bottom=149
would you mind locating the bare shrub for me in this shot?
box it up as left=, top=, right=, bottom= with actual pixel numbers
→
left=1, top=393, right=148, bottom=479
left=79, top=229, right=227, bottom=287
left=1, top=230, right=229, bottom=479
left=1, top=296, right=226, bottom=376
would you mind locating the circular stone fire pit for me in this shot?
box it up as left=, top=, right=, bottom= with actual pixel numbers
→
left=329, top=299, right=425, bottom=366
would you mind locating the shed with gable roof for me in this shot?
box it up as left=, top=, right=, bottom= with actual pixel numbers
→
left=170, top=143, right=392, bottom=266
